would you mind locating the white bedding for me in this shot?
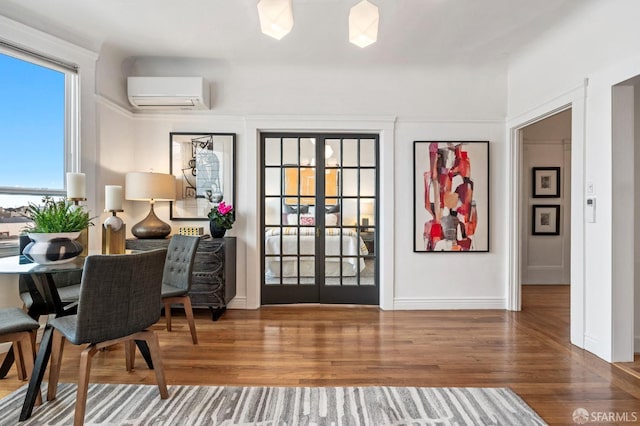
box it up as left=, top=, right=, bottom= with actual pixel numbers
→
left=265, top=227, right=368, bottom=277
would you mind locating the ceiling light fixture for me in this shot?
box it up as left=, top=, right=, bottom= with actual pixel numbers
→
left=257, top=0, right=294, bottom=40
left=349, top=0, right=379, bottom=48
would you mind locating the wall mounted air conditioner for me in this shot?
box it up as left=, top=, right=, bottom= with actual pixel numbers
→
left=127, top=76, right=210, bottom=110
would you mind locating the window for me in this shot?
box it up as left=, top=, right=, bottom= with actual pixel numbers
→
left=0, top=46, right=79, bottom=256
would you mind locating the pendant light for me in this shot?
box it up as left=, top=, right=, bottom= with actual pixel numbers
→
left=257, top=0, right=294, bottom=40
left=349, top=0, right=379, bottom=48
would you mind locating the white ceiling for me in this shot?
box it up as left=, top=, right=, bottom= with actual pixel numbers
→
left=0, top=0, right=591, bottom=67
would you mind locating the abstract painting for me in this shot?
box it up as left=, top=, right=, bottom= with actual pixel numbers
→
left=413, top=141, right=489, bottom=252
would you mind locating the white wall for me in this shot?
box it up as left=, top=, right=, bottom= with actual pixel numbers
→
left=93, top=40, right=509, bottom=310
left=611, top=84, right=635, bottom=361
left=394, top=120, right=505, bottom=308
left=521, top=110, right=572, bottom=285
left=635, top=83, right=640, bottom=353
left=507, top=0, right=640, bottom=361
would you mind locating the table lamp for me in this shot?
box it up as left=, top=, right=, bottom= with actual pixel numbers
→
left=125, top=172, right=176, bottom=239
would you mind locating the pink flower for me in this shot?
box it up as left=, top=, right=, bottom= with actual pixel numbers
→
left=207, top=201, right=235, bottom=229
left=218, top=201, right=233, bottom=215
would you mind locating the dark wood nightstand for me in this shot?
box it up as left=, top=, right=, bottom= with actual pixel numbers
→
left=360, top=231, right=375, bottom=254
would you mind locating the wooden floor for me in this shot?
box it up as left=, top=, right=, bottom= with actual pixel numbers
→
left=1, top=285, right=639, bottom=424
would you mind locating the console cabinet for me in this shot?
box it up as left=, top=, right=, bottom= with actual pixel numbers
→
left=126, top=236, right=236, bottom=320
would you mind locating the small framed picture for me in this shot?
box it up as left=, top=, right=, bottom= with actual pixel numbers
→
left=532, top=167, right=560, bottom=198
left=532, top=205, right=560, bottom=236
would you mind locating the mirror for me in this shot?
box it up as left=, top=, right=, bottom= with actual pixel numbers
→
left=170, top=132, right=235, bottom=220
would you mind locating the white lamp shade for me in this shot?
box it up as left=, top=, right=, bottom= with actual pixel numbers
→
left=257, top=0, right=294, bottom=40
left=125, top=172, right=176, bottom=201
left=349, top=0, right=379, bottom=48
left=324, top=145, right=334, bottom=159
left=362, top=200, right=374, bottom=215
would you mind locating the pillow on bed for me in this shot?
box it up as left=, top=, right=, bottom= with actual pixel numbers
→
left=325, top=213, right=338, bottom=226
left=325, top=204, right=340, bottom=214
left=284, top=204, right=309, bottom=214
left=287, top=214, right=315, bottom=225
left=300, top=215, right=315, bottom=225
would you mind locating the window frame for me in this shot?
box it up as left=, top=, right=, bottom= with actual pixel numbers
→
left=0, top=45, right=80, bottom=198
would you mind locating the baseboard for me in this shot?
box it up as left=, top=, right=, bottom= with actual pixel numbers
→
left=226, top=296, right=504, bottom=310
left=227, top=296, right=247, bottom=309
left=393, top=297, right=505, bottom=310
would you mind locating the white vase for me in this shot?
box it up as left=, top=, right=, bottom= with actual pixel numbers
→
left=23, top=232, right=83, bottom=265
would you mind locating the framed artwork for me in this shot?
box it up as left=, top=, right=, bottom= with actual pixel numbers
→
left=532, top=204, right=560, bottom=235
left=169, top=132, right=236, bottom=220
left=532, top=167, right=560, bottom=198
left=413, top=141, right=489, bottom=252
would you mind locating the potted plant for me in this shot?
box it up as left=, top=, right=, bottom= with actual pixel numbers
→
left=22, top=196, right=94, bottom=264
left=207, top=201, right=234, bottom=238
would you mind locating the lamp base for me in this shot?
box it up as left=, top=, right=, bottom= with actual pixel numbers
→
left=102, top=213, right=126, bottom=253
left=132, top=204, right=171, bottom=239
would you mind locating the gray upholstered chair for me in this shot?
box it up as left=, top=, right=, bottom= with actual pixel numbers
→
left=0, top=308, right=40, bottom=382
left=46, top=249, right=169, bottom=426
left=161, top=235, right=200, bottom=344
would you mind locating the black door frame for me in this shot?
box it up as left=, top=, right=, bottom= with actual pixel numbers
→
left=260, top=132, right=379, bottom=305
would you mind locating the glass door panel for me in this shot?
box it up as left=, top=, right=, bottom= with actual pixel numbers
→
left=262, top=133, right=378, bottom=305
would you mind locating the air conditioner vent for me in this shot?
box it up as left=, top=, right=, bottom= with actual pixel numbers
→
left=127, top=77, right=210, bottom=110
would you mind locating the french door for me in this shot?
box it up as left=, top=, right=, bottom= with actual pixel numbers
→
left=261, top=133, right=379, bottom=305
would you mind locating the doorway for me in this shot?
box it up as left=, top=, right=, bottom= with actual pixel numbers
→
left=260, top=133, right=379, bottom=305
left=507, top=84, right=587, bottom=350
left=520, top=110, right=572, bottom=287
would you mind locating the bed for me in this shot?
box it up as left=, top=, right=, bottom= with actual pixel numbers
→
left=264, top=226, right=369, bottom=278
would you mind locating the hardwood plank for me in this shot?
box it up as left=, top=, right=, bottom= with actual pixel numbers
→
left=0, top=285, right=638, bottom=425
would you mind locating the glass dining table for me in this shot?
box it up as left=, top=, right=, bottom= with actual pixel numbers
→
left=0, top=254, right=154, bottom=421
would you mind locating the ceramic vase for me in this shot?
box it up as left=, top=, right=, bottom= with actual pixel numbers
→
left=23, top=231, right=83, bottom=265
left=209, top=221, right=227, bottom=238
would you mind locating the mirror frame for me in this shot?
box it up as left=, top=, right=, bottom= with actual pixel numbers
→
left=169, top=132, right=236, bottom=221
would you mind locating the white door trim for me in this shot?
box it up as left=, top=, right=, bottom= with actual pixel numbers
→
left=506, top=82, right=587, bottom=349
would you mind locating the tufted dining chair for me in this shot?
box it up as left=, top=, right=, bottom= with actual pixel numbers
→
left=46, top=249, right=168, bottom=426
left=161, top=235, right=200, bottom=344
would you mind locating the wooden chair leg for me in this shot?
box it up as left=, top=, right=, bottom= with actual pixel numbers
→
left=124, top=340, right=136, bottom=372
left=75, top=345, right=98, bottom=426
left=164, top=302, right=172, bottom=332
left=48, top=330, right=66, bottom=401
left=12, top=339, right=26, bottom=381
left=18, top=332, right=42, bottom=406
left=182, top=296, right=198, bottom=344
left=138, top=331, right=168, bottom=399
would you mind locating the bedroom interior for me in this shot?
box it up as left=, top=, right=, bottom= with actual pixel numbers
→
left=0, top=0, right=640, bottom=424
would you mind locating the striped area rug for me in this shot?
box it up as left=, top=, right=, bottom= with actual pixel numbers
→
left=0, top=383, right=547, bottom=425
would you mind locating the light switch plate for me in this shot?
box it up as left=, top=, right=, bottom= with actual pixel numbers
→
left=586, top=196, right=596, bottom=223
